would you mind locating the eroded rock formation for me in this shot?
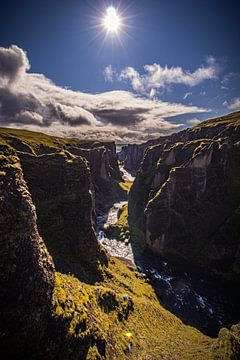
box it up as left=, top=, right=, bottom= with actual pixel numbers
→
left=19, top=150, right=108, bottom=282
left=129, top=111, right=240, bottom=281
left=0, top=144, right=55, bottom=357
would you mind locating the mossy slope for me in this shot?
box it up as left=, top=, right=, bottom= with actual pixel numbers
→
left=46, top=259, right=220, bottom=360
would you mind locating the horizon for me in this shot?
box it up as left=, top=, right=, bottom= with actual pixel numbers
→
left=1, top=109, right=238, bottom=146
left=1, top=0, right=240, bottom=143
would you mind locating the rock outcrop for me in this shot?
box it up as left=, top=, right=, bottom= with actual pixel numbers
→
left=19, top=150, right=108, bottom=283
left=129, top=111, right=240, bottom=281
left=1, top=123, right=240, bottom=359
left=0, top=143, right=55, bottom=357
left=120, top=111, right=240, bottom=174
left=0, top=128, right=125, bottom=208
left=67, top=143, right=125, bottom=207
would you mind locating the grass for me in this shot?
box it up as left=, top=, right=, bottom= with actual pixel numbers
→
left=0, top=127, right=112, bottom=155
left=49, top=258, right=218, bottom=359
left=191, top=111, right=240, bottom=130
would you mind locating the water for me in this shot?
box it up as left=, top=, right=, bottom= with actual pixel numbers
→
left=97, top=200, right=134, bottom=263
left=139, top=253, right=240, bottom=337
left=96, top=166, right=240, bottom=337
left=119, top=165, right=135, bottom=182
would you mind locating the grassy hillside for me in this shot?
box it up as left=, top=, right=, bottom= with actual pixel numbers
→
left=48, top=258, right=218, bottom=360
left=0, top=127, right=110, bottom=155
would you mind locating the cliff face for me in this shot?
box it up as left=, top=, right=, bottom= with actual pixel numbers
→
left=19, top=150, right=108, bottom=283
left=129, top=112, right=240, bottom=281
left=0, top=128, right=125, bottom=279
left=1, top=126, right=240, bottom=359
left=120, top=111, right=240, bottom=174
left=0, top=128, right=125, bottom=208
left=67, top=144, right=125, bottom=207
left=0, top=143, right=55, bottom=356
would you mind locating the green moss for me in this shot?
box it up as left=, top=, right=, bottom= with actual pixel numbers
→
left=191, top=111, right=240, bottom=130
left=0, top=127, right=114, bottom=155
left=47, top=259, right=217, bottom=359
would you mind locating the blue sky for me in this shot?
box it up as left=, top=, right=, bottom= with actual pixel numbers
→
left=0, top=0, right=239, bottom=142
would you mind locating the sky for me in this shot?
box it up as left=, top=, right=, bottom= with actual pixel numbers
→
left=0, top=0, right=239, bottom=143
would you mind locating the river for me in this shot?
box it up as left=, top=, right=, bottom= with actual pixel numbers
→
left=97, top=201, right=135, bottom=263
left=96, top=165, right=240, bottom=338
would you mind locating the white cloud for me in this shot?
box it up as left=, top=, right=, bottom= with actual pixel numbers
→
left=186, top=118, right=202, bottom=126
left=0, top=45, right=210, bottom=143
left=223, top=97, right=240, bottom=111
left=103, top=65, right=115, bottom=82
left=105, top=57, right=219, bottom=97
left=183, top=92, right=192, bottom=100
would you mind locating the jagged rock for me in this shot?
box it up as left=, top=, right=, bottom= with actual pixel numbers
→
left=0, top=128, right=125, bottom=208
left=67, top=143, right=125, bottom=207
left=18, top=150, right=108, bottom=283
left=0, top=144, right=55, bottom=357
left=120, top=110, right=240, bottom=174
left=129, top=112, right=240, bottom=281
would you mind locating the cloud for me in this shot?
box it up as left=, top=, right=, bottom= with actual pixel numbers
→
left=0, top=45, right=30, bottom=87
left=183, top=92, right=192, bottom=100
left=0, top=45, right=209, bottom=143
left=103, top=65, right=115, bottom=82
left=106, top=56, right=219, bottom=97
left=186, top=118, right=202, bottom=126
left=221, top=72, right=240, bottom=85
left=223, top=97, right=240, bottom=111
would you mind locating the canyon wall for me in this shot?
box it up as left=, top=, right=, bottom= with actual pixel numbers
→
left=19, top=150, right=108, bottom=282
left=0, top=128, right=124, bottom=208
left=129, top=111, right=240, bottom=282
left=1, top=122, right=240, bottom=358
left=0, top=143, right=55, bottom=356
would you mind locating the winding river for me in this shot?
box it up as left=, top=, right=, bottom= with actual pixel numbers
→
left=97, top=165, right=240, bottom=337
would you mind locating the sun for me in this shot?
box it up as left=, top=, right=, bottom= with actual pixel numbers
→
left=103, top=6, right=121, bottom=33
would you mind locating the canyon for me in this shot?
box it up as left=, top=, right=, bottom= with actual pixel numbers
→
left=0, top=111, right=240, bottom=359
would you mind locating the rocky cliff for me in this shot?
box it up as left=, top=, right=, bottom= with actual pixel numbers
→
left=18, top=150, right=108, bottom=283
left=1, top=124, right=240, bottom=359
left=129, top=111, right=240, bottom=282
left=0, top=143, right=55, bottom=357
left=0, top=128, right=124, bottom=208
left=120, top=111, right=240, bottom=174
left=67, top=143, right=125, bottom=207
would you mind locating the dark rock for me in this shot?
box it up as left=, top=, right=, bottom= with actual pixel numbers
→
left=18, top=150, right=108, bottom=283
left=129, top=111, right=240, bottom=282
left=0, top=144, right=55, bottom=358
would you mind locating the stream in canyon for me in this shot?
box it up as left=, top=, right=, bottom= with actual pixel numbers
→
left=97, top=166, right=240, bottom=338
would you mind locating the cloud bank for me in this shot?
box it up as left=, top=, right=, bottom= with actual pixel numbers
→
left=0, top=45, right=209, bottom=143
left=105, top=56, right=219, bottom=97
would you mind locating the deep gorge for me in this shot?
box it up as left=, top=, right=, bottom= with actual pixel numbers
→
left=0, top=111, right=240, bottom=359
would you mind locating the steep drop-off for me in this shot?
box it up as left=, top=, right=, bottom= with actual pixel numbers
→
left=0, top=128, right=125, bottom=208
left=120, top=111, right=240, bottom=174
left=129, top=111, right=240, bottom=282
left=0, top=143, right=55, bottom=357
left=19, top=150, right=108, bottom=282
left=1, top=124, right=240, bottom=359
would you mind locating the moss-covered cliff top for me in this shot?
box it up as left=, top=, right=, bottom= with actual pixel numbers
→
left=0, top=127, right=116, bottom=155
left=192, top=111, right=240, bottom=130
